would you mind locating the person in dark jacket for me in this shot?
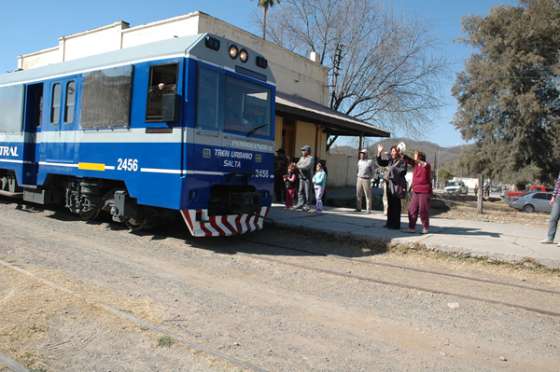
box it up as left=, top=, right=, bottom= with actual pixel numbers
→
left=404, top=151, right=432, bottom=234
left=274, top=149, right=288, bottom=202
left=376, top=144, right=407, bottom=229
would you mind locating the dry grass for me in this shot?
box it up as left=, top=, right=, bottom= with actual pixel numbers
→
left=433, top=195, right=549, bottom=225
left=157, top=335, right=175, bottom=348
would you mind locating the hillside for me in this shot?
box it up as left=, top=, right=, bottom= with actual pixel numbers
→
left=330, top=138, right=473, bottom=174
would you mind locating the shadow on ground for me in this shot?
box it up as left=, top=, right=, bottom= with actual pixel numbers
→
left=0, top=196, right=501, bottom=260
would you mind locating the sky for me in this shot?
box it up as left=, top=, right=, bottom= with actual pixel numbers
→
left=0, top=0, right=519, bottom=147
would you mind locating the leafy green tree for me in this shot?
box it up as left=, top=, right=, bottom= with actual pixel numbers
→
left=438, top=169, right=453, bottom=185
left=452, top=0, right=560, bottom=183
left=257, top=0, right=280, bottom=40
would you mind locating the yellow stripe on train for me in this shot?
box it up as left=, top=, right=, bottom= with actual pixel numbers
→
left=78, top=162, right=106, bottom=171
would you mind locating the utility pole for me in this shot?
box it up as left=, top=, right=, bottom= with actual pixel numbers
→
left=329, top=43, right=344, bottom=109
left=327, top=43, right=344, bottom=151
left=434, top=151, right=438, bottom=189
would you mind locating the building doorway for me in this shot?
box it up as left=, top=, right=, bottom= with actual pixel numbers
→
left=281, top=117, right=296, bottom=161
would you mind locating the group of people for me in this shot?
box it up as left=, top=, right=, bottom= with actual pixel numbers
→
left=274, top=143, right=433, bottom=233
left=274, top=145, right=327, bottom=214
left=371, top=144, right=432, bottom=233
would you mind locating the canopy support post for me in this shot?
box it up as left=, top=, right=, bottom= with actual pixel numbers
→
left=326, top=135, right=339, bottom=152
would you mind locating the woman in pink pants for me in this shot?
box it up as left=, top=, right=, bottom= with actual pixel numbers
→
left=405, top=151, right=432, bottom=234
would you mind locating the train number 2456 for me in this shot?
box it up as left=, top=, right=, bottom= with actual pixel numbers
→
left=116, top=158, right=139, bottom=172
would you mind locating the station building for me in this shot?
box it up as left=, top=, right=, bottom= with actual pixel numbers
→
left=17, top=12, right=389, bottom=186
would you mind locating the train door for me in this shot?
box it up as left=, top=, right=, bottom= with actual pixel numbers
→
left=44, top=78, right=79, bottom=164
left=22, top=83, right=43, bottom=186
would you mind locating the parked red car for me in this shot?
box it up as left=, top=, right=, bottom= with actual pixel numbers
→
left=506, top=185, right=549, bottom=201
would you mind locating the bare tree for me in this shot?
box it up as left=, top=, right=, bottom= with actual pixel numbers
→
left=261, top=0, right=446, bottom=138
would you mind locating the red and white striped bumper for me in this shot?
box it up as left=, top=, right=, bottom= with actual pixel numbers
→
left=180, top=207, right=269, bottom=237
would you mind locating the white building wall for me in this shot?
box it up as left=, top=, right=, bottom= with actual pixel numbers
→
left=18, top=47, right=60, bottom=70
left=62, top=22, right=128, bottom=61
left=198, top=15, right=328, bottom=105
left=121, top=14, right=199, bottom=48
left=325, top=154, right=358, bottom=187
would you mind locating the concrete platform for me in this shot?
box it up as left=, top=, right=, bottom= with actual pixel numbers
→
left=267, top=204, right=560, bottom=270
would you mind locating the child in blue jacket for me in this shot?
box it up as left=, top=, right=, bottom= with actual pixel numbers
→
left=312, top=163, right=327, bottom=213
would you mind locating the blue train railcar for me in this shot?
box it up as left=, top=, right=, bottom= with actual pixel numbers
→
left=0, top=34, right=276, bottom=237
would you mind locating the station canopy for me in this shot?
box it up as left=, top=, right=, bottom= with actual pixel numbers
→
left=275, top=92, right=390, bottom=138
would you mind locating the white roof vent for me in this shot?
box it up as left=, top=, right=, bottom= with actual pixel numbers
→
left=309, top=51, right=319, bottom=63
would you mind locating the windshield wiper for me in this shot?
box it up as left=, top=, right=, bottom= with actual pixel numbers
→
left=246, top=124, right=266, bottom=137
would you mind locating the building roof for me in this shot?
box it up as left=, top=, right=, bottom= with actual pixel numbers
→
left=0, top=33, right=275, bottom=87
left=0, top=35, right=199, bottom=87
left=275, top=92, right=390, bottom=138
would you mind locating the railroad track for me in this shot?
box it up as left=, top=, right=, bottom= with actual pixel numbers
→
left=241, top=237, right=560, bottom=318
left=0, top=258, right=268, bottom=372
left=2, top=200, right=558, bottom=371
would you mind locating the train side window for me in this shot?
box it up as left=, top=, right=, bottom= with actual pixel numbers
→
left=0, top=85, right=24, bottom=132
left=80, top=65, right=133, bottom=130
left=196, top=67, right=220, bottom=130
left=50, top=83, right=61, bottom=124
left=64, top=81, right=76, bottom=124
left=146, top=63, right=178, bottom=122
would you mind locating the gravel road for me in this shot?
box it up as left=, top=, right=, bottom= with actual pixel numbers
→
left=0, top=199, right=559, bottom=371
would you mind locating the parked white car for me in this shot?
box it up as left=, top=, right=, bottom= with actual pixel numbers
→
left=509, top=192, right=553, bottom=213
left=444, top=181, right=468, bottom=194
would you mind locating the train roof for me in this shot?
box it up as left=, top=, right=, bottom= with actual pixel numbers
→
left=0, top=33, right=275, bottom=87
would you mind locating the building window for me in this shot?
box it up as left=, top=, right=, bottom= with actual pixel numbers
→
left=0, top=85, right=24, bottom=132
left=146, top=63, right=178, bottom=122
left=51, top=83, right=61, bottom=124
left=64, top=81, right=76, bottom=124
left=196, top=66, right=220, bottom=130
left=80, top=66, right=133, bottom=129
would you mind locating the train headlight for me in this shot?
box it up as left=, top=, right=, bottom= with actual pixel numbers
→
left=239, top=49, right=249, bottom=63
left=228, top=45, right=239, bottom=59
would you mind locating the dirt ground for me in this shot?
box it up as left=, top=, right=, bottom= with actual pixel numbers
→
left=0, top=200, right=559, bottom=371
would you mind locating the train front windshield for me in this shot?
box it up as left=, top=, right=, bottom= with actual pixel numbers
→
left=224, top=76, right=272, bottom=137
left=196, top=65, right=273, bottom=138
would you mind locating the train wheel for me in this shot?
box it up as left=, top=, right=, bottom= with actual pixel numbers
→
left=125, top=216, right=155, bottom=232
left=79, top=207, right=101, bottom=221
